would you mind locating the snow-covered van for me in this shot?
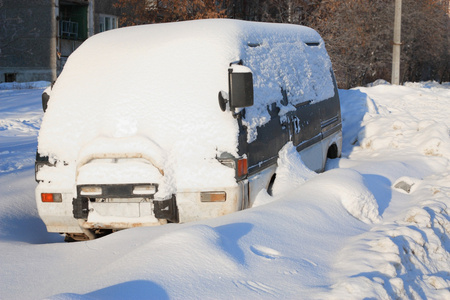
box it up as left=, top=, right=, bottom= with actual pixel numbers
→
left=35, top=19, right=342, bottom=241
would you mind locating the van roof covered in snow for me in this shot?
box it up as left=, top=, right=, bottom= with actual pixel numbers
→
left=38, top=19, right=334, bottom=187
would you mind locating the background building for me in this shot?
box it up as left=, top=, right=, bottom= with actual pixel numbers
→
left=0, top=0, right=121, bottom=83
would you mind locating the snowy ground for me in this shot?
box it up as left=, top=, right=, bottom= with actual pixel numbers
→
left=0, top=81, right=449, bottom=299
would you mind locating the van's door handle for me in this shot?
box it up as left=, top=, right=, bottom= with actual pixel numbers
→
left=291, top=116, right=301, bottom=134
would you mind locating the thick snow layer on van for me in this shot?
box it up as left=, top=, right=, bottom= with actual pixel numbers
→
left=38, top=19, right=334, bottom=190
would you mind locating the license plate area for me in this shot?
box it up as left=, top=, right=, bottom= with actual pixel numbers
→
left=90, top=202, right=153, bottom=218
left=77, top=183, right=158, bottom=199
left=95, top=198, right=152, bottom=203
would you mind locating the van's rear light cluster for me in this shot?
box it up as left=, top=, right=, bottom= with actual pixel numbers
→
left=41, top=193, right=62, bottom=202
left=237, top=158, right=248, bottom=177
left=201, top=191, right=226, bottom=202
left=218, top=155, right=248, bottom=179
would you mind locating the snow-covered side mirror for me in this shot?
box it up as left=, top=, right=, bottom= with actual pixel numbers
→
left=219, top=65, right=254, bottom=112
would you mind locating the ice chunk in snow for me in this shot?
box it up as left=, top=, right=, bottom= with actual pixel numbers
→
left=393, top=176, right=421, bottom=194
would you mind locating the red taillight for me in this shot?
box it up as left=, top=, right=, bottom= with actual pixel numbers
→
left=237, top=158, right=248, bottom=177
left=41, top=193, right=62, bottom=202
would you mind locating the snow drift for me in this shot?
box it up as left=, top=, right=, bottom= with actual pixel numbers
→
left=1, top=79, right=449, bottom=299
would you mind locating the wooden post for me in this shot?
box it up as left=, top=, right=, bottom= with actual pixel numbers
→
left=392, top=0, right=402, bottom=85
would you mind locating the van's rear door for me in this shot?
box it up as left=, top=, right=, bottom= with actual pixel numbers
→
left=319, top=74, right=342, bottom=139
left=290, top=100, right=324, bottom=171
left=241, top=103, right=290, bottom=176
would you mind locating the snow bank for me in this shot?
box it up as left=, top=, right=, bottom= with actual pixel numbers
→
left=0, top=86, right=45, bottom=173
left=252, top=141, right=316, bottom=207
left=318, top=169, right=382, bottom=224
left=254, top=143, right=382, bottom=225
left=338, top=88, right=370, bottom=153
left=357, top=109, right=450, bottom=158
left=325, top=82, right=450, bottom=299
left=329, top=176, right=450, bottom=299
left=271, top=142, right=316, bottom=196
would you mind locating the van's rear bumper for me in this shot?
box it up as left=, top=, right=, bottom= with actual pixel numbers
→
left=36, top=182, right=246, bottom=234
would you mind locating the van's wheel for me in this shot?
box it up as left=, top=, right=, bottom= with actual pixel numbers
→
left=64, top=229, right=112, bottom=242
left=64, top=233, right=90, bottom=242
left=327, top=144, right=339, bottom=159
left=324, top=144, right=340, bottom=171
left=267, top=174, right=277, bottom=196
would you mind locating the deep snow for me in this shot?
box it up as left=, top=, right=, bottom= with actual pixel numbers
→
left=0, top=81, right=449, bottom=299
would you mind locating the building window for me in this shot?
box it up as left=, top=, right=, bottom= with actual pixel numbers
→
left=59, top=4, right=88, bottom=40
left=99, top=15, right=118, bottom=32
left=60, top=20, right=79, bottom=40
left=4, top=73, right=17, bottom=83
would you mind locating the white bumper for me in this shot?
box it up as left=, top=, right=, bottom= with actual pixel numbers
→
left=36, top=182, right=246, bottom=234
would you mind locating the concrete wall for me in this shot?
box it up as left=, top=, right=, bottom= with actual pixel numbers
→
left=94, top=0, right=122, bottom=33
left=95, top=0, right=121, bottom=16
left=0, top=0, right=56, bottom=83
left=0, top=0, right=120, bottom=83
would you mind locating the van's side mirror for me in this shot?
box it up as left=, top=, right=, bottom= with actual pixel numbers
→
left=42, top=84, right=54, bottom=112
left=229, top=70, right=254, bottom=110
left=219, top=68, right=254, bottom=112
left=42, top=91, right=50, bottom=112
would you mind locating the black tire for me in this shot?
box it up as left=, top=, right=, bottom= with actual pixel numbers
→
left=267, top=174, right=277, bottom=196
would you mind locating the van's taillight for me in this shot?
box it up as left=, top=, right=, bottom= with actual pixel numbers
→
left=201, top=191, right=226, bottom=202
left=237, top=158, right=248, bottom=177
left=218, top=155, right=248, bottom=179
left=41, top=193, right=62, bottom=202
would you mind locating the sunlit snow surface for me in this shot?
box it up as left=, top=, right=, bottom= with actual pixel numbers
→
left=1, top=80, right=449, bottom=299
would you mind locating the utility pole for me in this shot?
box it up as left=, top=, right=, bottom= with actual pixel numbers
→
left=391, top=0, right=402, bottom=85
